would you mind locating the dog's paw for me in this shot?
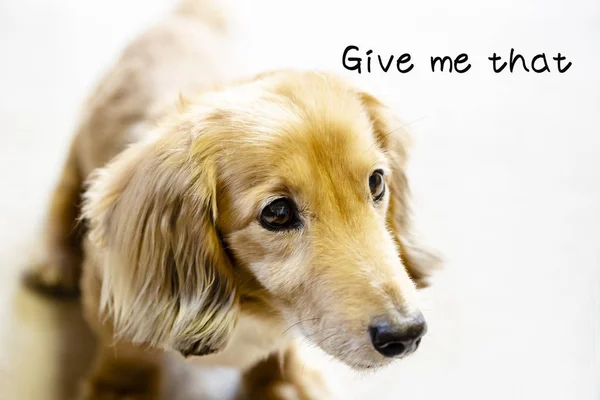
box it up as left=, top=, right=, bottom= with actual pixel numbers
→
left=23, top=258, right=81, bottom=298
left=77, top=380, right=158, bottom=400
left=241, top=381, right=331, bottom=400
left=240, top=371, right=331, bottom=400
left=253, top=381, right=303, bottom=400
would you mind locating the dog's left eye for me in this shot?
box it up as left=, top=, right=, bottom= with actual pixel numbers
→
left=369, top=170, right=385, bottom=202
left=260, top=198, right=299, bottom=231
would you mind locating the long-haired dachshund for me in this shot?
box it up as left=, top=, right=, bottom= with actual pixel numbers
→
left=26, top=0, right=440, bottom=398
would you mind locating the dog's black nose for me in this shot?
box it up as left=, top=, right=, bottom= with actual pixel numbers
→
left=369, top=313, right=427, bottom=357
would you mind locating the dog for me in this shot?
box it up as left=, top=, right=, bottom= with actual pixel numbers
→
left=25, top=0, right=440, bottom=398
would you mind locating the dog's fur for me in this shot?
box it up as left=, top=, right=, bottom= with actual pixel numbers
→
left=26, top=1, right=439, bottom=398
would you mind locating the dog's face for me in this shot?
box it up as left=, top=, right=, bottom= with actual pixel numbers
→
left=84, top=71, right=439, bottom=370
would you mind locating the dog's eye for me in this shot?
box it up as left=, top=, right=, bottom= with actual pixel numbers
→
left=369, top=170, right=385, bottom=202
left=260, top=198, right=298, bottom=230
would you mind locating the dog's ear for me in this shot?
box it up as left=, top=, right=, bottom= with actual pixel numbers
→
left=359, top=91, right=441, bottom=288
left=83, top=123, right=239, bottom=357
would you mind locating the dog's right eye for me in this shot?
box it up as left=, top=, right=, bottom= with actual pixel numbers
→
left=369, top=169, right=385, bottom=202
left=260, top=198, right=299, bottom=231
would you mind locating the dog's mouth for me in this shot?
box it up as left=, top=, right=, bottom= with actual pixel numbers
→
left=293, top=321, right=390, bottom=371
left=292, top=314, right=425, bottom=371
left=351, top=361, right=387, bottom=370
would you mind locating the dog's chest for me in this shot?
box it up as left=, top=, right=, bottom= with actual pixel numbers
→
left=190, top=312, right=290, bottom=370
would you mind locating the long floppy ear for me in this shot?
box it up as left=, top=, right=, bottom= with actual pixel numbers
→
left=82, top=124, right=239, bottom=357
left=359, top=91, right=442, bottom=288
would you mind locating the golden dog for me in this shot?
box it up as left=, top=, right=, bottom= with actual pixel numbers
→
left=26, top=1, right=439, bottom=398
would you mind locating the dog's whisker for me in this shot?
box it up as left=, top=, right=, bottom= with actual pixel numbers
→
left=303, top=326, right=336, bottom=338
left=314, top=332, right=339, bottom=349
left=280, top=317, right=322, bottom=337
left=368, top=116, right=429, bottom=150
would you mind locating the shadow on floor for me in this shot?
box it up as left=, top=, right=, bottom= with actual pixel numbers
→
left=6, top=283, right=97, bottom=400
left=3, top=280, right=241, bottom=400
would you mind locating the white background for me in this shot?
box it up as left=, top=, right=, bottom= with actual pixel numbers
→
left=0, top=0, right=599, bottom=399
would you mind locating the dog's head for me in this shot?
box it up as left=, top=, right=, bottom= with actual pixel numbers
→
left=83, top=70, right=440, bottom=369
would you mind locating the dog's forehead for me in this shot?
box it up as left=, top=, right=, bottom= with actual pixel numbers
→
left=217, top=88, right=387, bottom=215
left=275, top=118, right=381, bottom=188
left=241, top=87, right=379, bottom=167
left=210, top=74, right=392, bottom=223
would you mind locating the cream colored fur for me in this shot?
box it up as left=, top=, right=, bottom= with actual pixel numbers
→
left=27, top=1, right=439, bottom=398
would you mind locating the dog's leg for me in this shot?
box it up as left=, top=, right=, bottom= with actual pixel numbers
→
left=78, top=340, right=164, bottom=400
left=78, top=259, right=165, bottom=400
left=239, top=344, right=331, bottom=400
left=25, top=140, right=85, bottom=296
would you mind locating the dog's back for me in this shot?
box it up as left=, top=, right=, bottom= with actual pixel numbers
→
left=76, top=0, right=235, bottom=175
left=25, top=0, right=235, bottom=297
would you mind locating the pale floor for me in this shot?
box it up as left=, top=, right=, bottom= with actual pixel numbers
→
left=1, top=0, right=599, bottom=399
